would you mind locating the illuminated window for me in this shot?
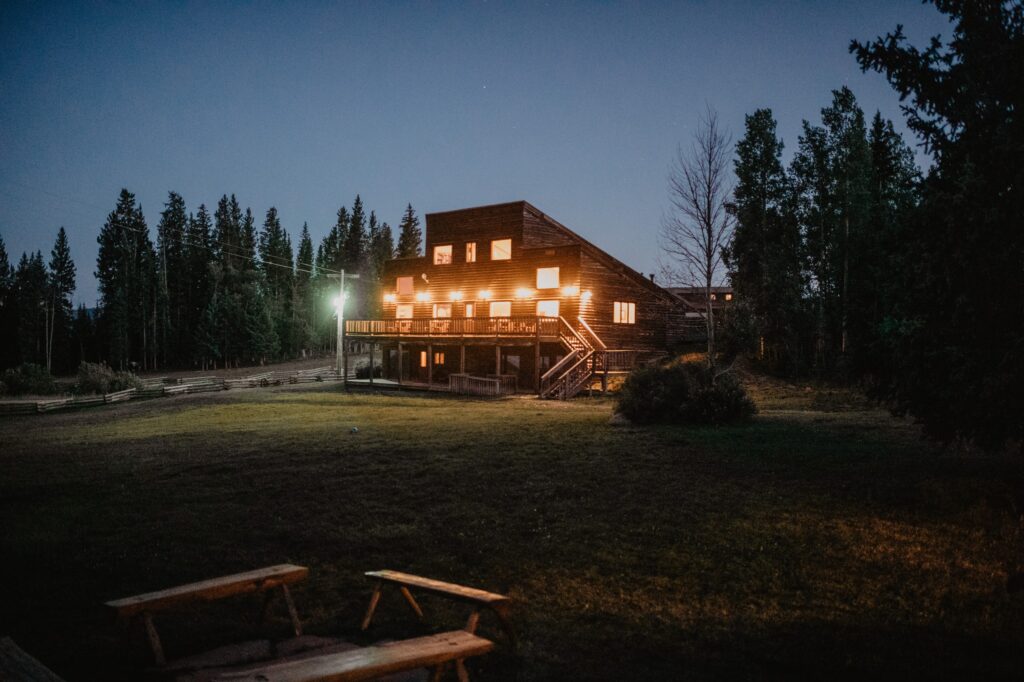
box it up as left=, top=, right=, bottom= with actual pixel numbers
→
left=613, top=301, right=636, bottom=324
left=433, top=244, right=452, bottom=265
left=433, top=303, right=452, bottom=318
left=490, top=238, right=512, bottom=261
left=465, top=303, right=474, bottom=317
left=710, top=293, right=717, bottom=301
left=396, top=304, right=413, bottom=319
left=536, top=300, right=559, bottom=317
left=420, top=351, right=427, bottom=368
left=396, top=276, right=413, bottom=295
left=536, top=267, right=560, bottom=289
left=489, top=301, right=511, bottom=317
left=466, top=242, right=477, bottom=263
left=725, top=293, right=733, bottom=301
left=434, top=352, right=445, bottom=364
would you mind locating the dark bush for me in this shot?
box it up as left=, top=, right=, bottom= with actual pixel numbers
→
left=615, top=362, right=755, bottom=425
left=615, top=364, right=696, bottom=424
left=75, top=362, right=143, bottom=395
left=0, top=363, right=58, bottom=396
left=355, top=363, right=383, bottom=379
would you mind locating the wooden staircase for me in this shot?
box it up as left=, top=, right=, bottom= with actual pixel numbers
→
left=538, top=318, right=601, bottom=399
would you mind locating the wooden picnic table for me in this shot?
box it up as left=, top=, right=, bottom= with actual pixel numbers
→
left=105, top=563, right=308, bottom=666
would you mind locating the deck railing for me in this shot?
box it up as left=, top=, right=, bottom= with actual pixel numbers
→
left=345, top=316, right=560, bottom=338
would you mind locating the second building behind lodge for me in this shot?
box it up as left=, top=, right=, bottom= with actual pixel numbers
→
left=344, top=200, right=702, bottom=396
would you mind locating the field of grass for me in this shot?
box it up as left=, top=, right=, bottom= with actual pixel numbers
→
left=0, top=380, right=1021, bottom=680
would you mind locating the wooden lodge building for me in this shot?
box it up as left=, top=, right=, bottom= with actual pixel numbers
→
left=344, top=201, right=689, bottom=398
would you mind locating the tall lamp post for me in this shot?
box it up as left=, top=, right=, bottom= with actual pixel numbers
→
left=328, top=270, right=359, bottom=387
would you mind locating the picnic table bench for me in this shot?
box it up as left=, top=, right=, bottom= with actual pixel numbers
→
left=361, top=570, right=515, bottom=647
left=105, top=564, right=308, bottom=666
left=213, top=630, right=494, bottom=682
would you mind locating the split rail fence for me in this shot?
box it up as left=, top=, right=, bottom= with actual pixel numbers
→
left=0, top=366, right=352, bottom=417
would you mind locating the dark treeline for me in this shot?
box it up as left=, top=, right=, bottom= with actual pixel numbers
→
left=726, top=1, right=1021, bottom=450
left=0, top=193, right=425, bottom=373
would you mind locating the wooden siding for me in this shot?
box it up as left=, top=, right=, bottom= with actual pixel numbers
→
left=372, top=200, right=688, bottom=352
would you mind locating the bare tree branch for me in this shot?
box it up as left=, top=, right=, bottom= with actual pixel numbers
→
left=659, top=105, right=734, bottom=371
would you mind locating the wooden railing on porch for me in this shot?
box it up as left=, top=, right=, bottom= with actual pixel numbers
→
left=345, top=316, right=560, bottom=338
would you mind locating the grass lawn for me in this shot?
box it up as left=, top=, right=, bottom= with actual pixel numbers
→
left=0, top=380, right=1021, bottom=680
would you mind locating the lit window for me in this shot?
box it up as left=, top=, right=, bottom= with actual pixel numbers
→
left=536, top=267, right=560, bottom=289
left=465, top=303, right=474, bottom=317
left=433, top=244, right=452, bottom=265
left=725, top=293, right=733, bottom=301
left=710, top=293, right=717, bottom=301
left=466, top=242, right=476, bottom=263
left=396, top=276, right=413, bottom=295
left=491, top=238, right=512, bottom=261
left=489, top=301, right=511, bottom=317
left=420, top=351, right=427, bottom=368
left=434, top=352, right=445, bottom=364
left=613, top=301, right=636, bottom=324
left=396, top=304, right=413, bottom=319
left=433, top=303, right=452, bottom=318
left=536, top=300, right=559, bottom=317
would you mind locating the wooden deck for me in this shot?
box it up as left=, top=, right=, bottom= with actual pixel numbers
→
left=345, top=316, right=560, bottom=341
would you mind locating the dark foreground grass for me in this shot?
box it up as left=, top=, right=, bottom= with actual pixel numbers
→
left=0, top=384, right=1021, bottom=680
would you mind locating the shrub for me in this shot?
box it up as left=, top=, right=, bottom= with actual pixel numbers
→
left=615, top=364, right=696, bottom=424
left=0, top=363, right=58, bottom=396
left=355, top=363, right=383, bottom=379
left=75, top=362, right=143, bottom=395
left=615, top=362, right=756, bottom=425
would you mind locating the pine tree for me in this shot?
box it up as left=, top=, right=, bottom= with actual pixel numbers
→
left=156, top=192, right=188, bottom=366
left=342, top=195, right=365, bottom=272
left=851, top=0, right=1022, bottom=448
left=258, top=207, right=293, bottom=357
left=725, top=109, right=806, bottom=372
left=47, top=227, right=77, bottom=372
left=96, top=189, right=157, bottom=370
left=396, top=203, right=422, bottom=258
left=293, top=223, right=316, bottom=354
left=186, top=205, right=215, bottom=367
left=14, top=251, right=48, bottom=367
left=0, top=233, right=18, bottom=369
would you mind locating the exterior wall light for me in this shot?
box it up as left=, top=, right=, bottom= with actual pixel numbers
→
left=450, top=291, right=464, bottom=301
left=383, top=293, right=397, bottom=303
left=561, top=285, right=580, bottom=296
left=415, top=291, right=431, bottom=302
left=478, top=290, right=492, bottom=300
left=515, top=287, right=534, bottom=299
left=581, top=290, right=593, bottom=301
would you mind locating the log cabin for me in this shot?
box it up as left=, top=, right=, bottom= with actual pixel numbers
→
left=344, top=201, right=688, bottom=398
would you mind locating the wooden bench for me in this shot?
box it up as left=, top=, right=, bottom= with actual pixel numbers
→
left=0, top=637, right=67, bottom=682
left=105, top=564, right=308, bottom=666
left=213, top=630, right=494, bottom=682
left=361, top=570, right=515, bottom=647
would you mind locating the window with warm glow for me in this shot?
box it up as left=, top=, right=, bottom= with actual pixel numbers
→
left=433, top=244, right=452, bottom=265
left=466, top=242, right=477, bottom=263
left=536, top=300, right=559, bottom=317
left=536, top=267, right=560, bottom=289
left=490, top=238, right=512, bottom=261
left=396, top=304, right=413, bottom=319
left=613, top=301, right=636, bottom=324
left=396, top=276, right=413, bottom=295
left=434, top=352, right=445, bottom=364
left=433, top=303, right=452, bottom=318
left=725, top=293, right=733, bottom=301
left=420, top=351, right=427, bottom=368
left=489, top=301, right=511, bottom=317
left=710, top=293, right=717, bottom=301
left=465, top=303, right=474, bottom=317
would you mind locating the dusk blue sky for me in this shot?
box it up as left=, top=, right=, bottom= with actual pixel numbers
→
left=1, top=1, right=950, bottom=306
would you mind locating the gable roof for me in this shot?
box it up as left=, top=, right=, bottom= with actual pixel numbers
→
left=519, top=201, right=676, bottom=302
